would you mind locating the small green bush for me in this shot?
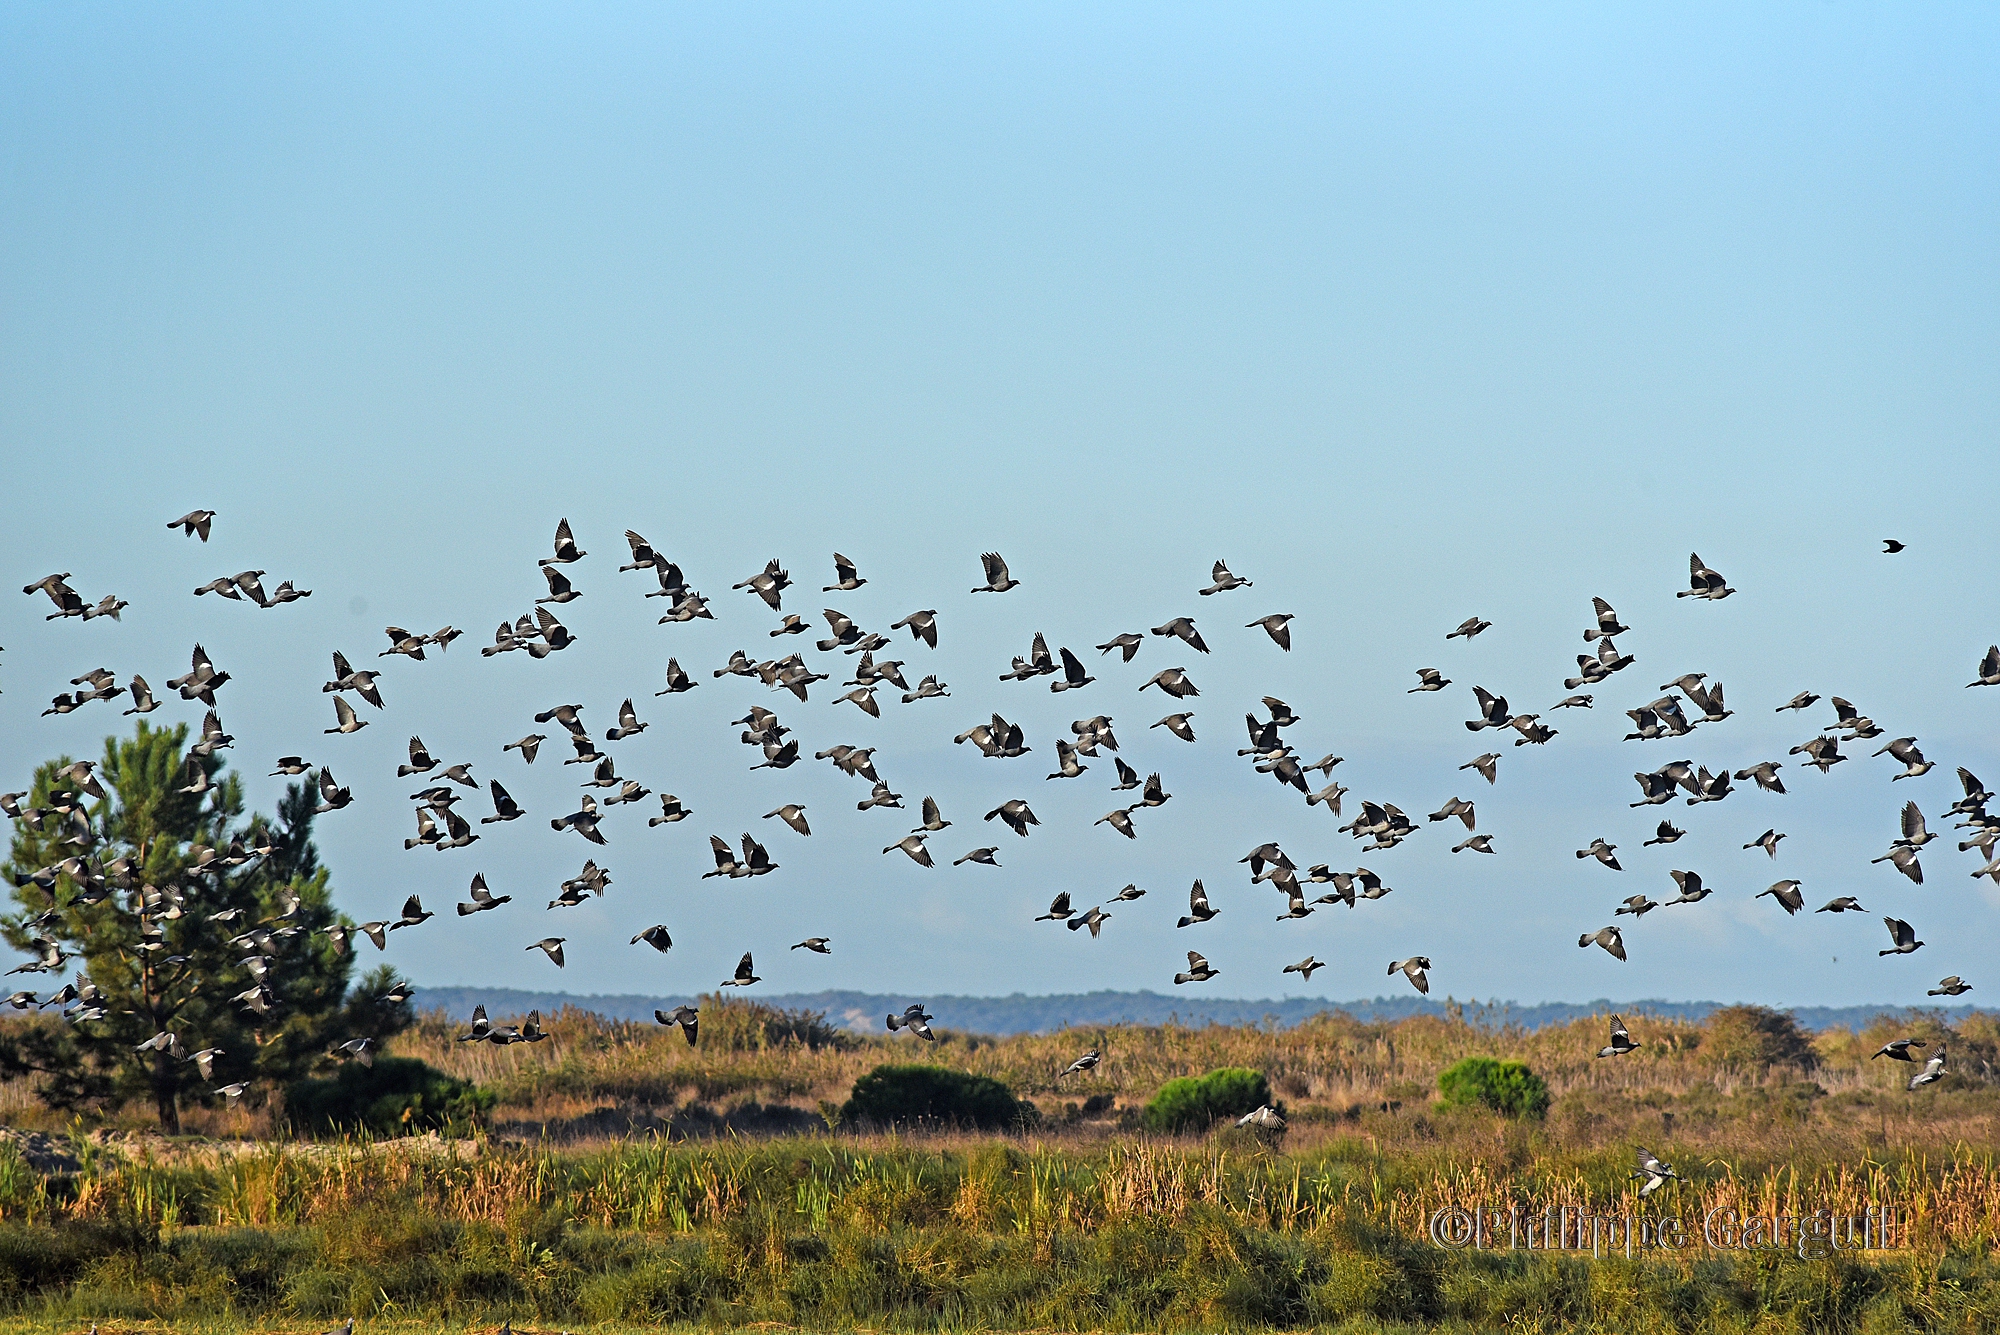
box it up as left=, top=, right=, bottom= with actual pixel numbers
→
left=840, top=1063, right=1026, bottom=1129
left=1142, top=1067, right=1272, bottom=1133
left=284, top=1057, right=494, bottom=1136
left=1436, top=1057, right=1550, bottom=1119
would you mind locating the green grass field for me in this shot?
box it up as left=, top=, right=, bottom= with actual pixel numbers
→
left=1, top=1000, right=1996, bottom=1332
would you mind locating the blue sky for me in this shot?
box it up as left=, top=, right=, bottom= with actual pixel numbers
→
left=2, top=4, right=1996, bottom=1006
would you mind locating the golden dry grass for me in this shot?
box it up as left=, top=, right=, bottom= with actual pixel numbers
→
left=362, top=999, right=2000, bottom=1163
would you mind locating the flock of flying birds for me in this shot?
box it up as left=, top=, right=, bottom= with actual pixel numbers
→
left=5, top=515, right=1996, bottom=1099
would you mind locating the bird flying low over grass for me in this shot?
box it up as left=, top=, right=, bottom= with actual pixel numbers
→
left=1596, top=1016, right=1640, bottom=1058
left=1388, top=957, right=1430, bottom=994
left=1174, top=951, right=1218, bottom=985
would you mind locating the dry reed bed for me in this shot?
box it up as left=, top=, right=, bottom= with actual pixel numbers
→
left=360, top=1002, right=2000, bottom=1158
left=10, top=1001, right=1993, bottom=1145
left=392, top=1002, right=2000, bottom=1108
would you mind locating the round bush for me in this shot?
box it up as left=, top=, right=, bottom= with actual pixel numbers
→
left=1700, top=1005, right=1817, bottom=1069
left=841, top=1063, right=1027, bottom=1129
left=1142, top=1067, right=1272, bottom=1133
left=1436, top=1057, right=1550, bottom=1119
left=284, top=1057, right=493, bottom=1136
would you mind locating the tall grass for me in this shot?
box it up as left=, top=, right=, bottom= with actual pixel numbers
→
left=0, top=1131, right=1997, bottom=1329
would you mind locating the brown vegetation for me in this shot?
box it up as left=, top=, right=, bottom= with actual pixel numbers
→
left=0, top=1002, right=1997, bottom=1329
left=8, top=997, right=1996, bottom=1159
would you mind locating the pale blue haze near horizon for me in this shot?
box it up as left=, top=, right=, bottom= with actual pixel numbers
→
left=2, top=5, right=1996, bottom=1009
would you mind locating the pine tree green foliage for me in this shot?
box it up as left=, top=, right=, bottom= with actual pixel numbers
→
left=841, top=1063, right=1028, bottom=1129
left=0, top=721, right=411, bottom=1133
left=1141, top=1066, right=1273, bottom=1132
left=1436, top=1056, right=1551, bottom=1118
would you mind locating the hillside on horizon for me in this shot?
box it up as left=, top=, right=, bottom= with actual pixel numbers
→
left=408, top=986, right=1987, bottom=1036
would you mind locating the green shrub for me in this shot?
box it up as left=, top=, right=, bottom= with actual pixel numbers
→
left=1142, top=1067, right=1272, bottom=1133
left=1436, top=1057, right=1550, bottom=1119
left=840, top=1064, right=1026, bottom=1129
left=696, top=996, right=855, bottom=1053
left=283, top=1057, right=494, bottom=1136
left=1701, top=1004, right=1817, bottom=1069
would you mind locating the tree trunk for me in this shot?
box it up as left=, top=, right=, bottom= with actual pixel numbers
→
left=154, top=1050, right=180, bottom=1135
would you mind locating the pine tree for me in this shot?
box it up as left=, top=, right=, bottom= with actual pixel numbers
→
left=1, top=720, right=409, bottom=1133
